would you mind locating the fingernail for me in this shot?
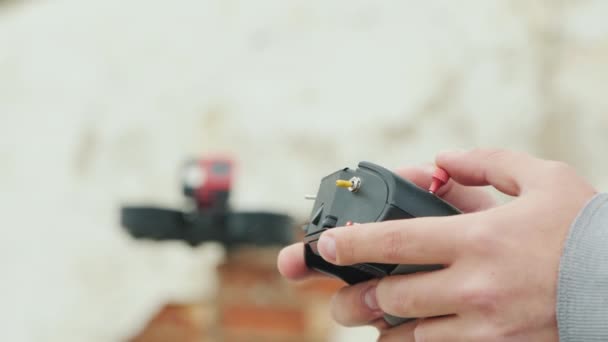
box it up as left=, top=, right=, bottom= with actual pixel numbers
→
left=318, top=234, right=336, bottom=263
left=363, top=286, right=380, bottom=311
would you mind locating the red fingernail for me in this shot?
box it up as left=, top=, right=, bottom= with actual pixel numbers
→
left=429, top=167, right=450, bottom=194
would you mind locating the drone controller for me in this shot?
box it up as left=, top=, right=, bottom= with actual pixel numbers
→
left=303, top=161, right=461, bottom=326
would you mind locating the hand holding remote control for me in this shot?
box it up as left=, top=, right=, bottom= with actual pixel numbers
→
left=280, top=149, right=596, bottom=341
left=302, top=161, right=461, bottom=325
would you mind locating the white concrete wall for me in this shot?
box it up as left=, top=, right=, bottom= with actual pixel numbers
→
left=1, top=0, right=608, bottom=341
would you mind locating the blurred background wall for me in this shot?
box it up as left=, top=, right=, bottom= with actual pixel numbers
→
left=1, top=0, right=607, bottom=341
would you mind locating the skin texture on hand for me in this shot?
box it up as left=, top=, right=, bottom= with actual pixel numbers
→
left=277, top=149, right=597, bottom=341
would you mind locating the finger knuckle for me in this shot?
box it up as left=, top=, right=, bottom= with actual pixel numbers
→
left=485, top=148, right=528, bottom=166
left=543, top=160, right=574, bottom=180
left=526, top=160, right=574, bottom=190
left=381, top=229, right=404, bottom=261
left=473, top=322, right=513, bottom=342
left=545, top=160, right=571, bottom=172
left=484, top=148, right=509, bottom=161
left=394, top=291, right=420, bottom=317
left=336, top=234, right=355, bottom=264
left=466, top=223, right=502, bottom=257
left=485, top=148, right=537, bottom=170
left=459, top=279, right=500, bottom=316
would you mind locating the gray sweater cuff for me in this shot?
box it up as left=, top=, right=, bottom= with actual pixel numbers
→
left=558, top=193, right=608, bottom=341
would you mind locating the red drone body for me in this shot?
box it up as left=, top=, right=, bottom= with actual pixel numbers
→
left=183, top=156, right=234, bottom=210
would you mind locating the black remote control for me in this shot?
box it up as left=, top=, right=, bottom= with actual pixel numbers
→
left=303, top=161, right=461, bottom=326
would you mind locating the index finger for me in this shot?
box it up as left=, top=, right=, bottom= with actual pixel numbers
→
left=395, top=164, right=496, bottom=213
left=316, top=214, right=474, bottom=266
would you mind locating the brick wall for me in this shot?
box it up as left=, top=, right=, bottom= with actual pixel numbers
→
left=130, top=247, right=344, bottom=342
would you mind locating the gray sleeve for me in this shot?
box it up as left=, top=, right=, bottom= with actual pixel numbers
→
left=558, top=193, right=608, bottom=341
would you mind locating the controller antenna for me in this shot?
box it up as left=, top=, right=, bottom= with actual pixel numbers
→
left=429, top=167, right=449, bottom=194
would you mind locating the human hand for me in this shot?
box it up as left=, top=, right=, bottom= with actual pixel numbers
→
left=277, top=162, right=496, bottom=281
left=312, top=149, right=596, bottom=341
left=277, top=157, right=496, bottom=334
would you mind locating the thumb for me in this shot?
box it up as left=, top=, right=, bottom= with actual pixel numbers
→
left=435, top=149, right=543, bottom=196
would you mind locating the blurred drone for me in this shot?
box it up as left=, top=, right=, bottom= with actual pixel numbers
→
left=121, top=156, right=294, bottom=248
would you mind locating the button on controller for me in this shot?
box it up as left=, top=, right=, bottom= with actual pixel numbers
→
left=321, top=215, right=338, bottom=228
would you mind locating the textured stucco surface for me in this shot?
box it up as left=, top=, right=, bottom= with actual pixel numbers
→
left=1, top=0, right=608, bottom=341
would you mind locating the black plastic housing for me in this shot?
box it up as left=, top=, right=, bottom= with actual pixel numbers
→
left=303, top=161, right=461, bottom=325
left=121, top=207, right=294, bottom=248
